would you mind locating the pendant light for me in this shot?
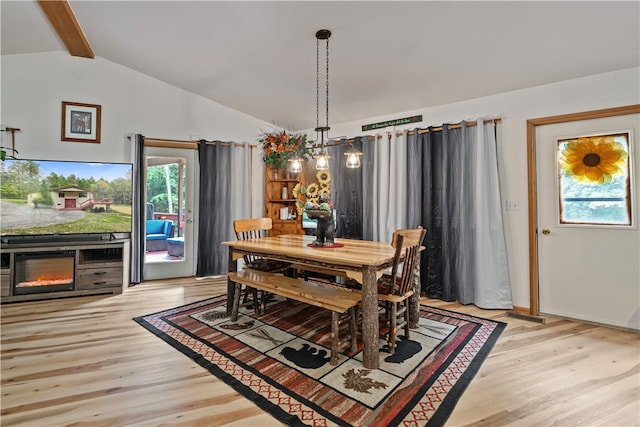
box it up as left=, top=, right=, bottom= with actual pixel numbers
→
left=288, top=155, right=303, bottom=174
left=344, top=143, right=363, bottom=168
left=314, top=29, right=331, bottom=170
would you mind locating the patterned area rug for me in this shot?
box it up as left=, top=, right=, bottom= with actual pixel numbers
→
left=134, top=294, right=505, bottom=426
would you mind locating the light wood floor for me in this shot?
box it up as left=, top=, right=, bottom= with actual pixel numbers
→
left=1, top=277, right=638, bottom=427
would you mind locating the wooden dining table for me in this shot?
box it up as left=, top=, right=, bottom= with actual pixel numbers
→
left=222, top=234, right=419, bottom=370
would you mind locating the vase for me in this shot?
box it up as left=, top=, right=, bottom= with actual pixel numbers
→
left=273, top=169, right=280, bottom=180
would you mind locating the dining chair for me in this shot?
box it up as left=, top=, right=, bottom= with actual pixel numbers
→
left=233, top=217, right=292, bottom=314
left=377, top=227, right=427, bottom=354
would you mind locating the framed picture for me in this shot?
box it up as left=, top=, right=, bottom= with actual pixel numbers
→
left=61, top=101, right=101, bottom=143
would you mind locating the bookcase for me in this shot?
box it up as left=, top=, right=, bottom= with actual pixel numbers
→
left=264, top=167, right=305, bottom=236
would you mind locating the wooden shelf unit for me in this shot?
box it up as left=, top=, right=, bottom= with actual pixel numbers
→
left=264, top=168, right=305, bottom=236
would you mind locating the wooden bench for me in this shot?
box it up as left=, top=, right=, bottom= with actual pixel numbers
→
left=228, top=269, right=361, bottom=365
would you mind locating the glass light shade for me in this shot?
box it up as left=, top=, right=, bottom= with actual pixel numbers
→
left=345, top=148, right=362, bottom=168
left=289, top=157, right=303, bottom=174
left=315, top=150, right=330, bottom=170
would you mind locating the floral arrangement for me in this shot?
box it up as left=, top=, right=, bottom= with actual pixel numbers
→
left=260, top=128, right=312, bottom=170
left=293, top=170, right=332, bottom=215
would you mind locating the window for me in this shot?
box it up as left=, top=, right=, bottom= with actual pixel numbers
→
left=557, top=132, right=633, bottom=226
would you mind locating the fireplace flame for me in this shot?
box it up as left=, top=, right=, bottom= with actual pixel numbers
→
left=16, top=274, right=73, bottom=288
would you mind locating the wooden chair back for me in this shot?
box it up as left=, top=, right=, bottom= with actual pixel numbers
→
left=234, top=217, right=273, bottom=237
left=233, top=218, right=274, bottom=266
left=388, top=227, right=427, bottom=296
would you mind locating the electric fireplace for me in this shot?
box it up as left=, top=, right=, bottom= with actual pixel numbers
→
left=13, top=251, right=75, bottom=295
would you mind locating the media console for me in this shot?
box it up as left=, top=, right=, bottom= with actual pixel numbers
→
left=0, top=239, right=129, bottom=303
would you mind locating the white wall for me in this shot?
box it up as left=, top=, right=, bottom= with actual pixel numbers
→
left=308, top=67, right=640, bottom=310
left=1, top=52, right=270, bottom=162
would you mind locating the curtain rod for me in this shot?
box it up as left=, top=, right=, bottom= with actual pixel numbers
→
left=321, top=117, right=502, bottom=147
left=130, top=117, right=501, bottom=149
left=130, top=136, right=250, bottom=149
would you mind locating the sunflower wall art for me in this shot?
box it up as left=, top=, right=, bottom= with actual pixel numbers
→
left=557, top=132, right=633, bottom=226
left=293, top=170, right=331, bottom=215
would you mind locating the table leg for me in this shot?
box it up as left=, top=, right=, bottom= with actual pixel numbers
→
left=361, top=266, right=379, bottom=369
left=226, top=248, right=237, bottom=316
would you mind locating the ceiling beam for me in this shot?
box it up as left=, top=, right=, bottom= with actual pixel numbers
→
left=37, top=0, right=94, bottom=59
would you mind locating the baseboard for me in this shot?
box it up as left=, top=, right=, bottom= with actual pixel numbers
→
left=507, top=306, right=546, bottom=324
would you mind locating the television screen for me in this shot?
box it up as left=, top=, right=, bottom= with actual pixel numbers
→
left=1, top=159, right=133, bottom=237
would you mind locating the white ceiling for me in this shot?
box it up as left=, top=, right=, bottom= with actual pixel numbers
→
left=2, top=1, right=639, bottom=131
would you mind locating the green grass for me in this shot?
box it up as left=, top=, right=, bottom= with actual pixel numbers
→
left=3, top=211, right=132, bottom=235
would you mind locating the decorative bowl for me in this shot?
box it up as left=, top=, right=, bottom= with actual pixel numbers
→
left=305, top=209, right=332, bottom=220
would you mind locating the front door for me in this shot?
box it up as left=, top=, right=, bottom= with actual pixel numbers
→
left=144, top=146, right=197, bottom=280
left=535, top=112, right=639, bottom=330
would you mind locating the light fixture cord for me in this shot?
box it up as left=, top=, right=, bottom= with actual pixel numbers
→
left=316, top=36, right=320, bottom=134
left=325, top=36, right=329, bottom=130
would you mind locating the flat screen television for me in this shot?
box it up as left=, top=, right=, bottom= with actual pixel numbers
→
left=1, top=159, right=133, bottom=240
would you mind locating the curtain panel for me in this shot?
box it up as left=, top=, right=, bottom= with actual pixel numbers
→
left=130, top=134, right=145, bottom=284
left=406, top=120, right=512, bottom=309
left=318, top=119, right=511, bottom=308
left=196, top=140, right=251, bottom=277
left=196, top=142, right=232, bottom=277
left=327, top=138, right=364, bottom=238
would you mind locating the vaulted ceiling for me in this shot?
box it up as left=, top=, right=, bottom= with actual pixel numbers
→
left=2, top=1, right=639, bottom=131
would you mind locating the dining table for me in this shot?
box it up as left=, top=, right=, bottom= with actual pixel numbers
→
left=222, top=234, right=420, bottom=370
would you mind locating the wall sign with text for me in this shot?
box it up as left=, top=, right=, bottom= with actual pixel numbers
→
left=361, top=115, right=422, bottom=132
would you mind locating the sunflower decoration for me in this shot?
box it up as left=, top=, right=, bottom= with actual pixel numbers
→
left=316, top=170, right=331, bottom=194
left=559, top=136, right=629, bottom=184
left=293, top=183, right=319, bottom=215
left=316, top=170, right=331, bottom=185
left=306, top=183, right=320, bottom=199
left=292, top=182, right=302, bottom=198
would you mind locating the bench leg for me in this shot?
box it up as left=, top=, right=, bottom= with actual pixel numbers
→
left=331, top=311, right=339, bottom=365
left=231, top=282, right=242, bottom=321
left=348, top=307, right=358, bottom=352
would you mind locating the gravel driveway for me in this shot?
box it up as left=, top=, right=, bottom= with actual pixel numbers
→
left=1, top=201, right=85, bottom=230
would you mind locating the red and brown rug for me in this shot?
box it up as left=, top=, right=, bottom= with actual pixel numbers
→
left=135, top=294, right=505, bottom=426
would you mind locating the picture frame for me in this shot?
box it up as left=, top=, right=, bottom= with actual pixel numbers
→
left=61, top=101, right=101, bottom=143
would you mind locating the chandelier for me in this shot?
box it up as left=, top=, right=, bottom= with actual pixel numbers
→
left=313, top=29, right=362, bottom=170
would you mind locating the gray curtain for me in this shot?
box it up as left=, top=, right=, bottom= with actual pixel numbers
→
left=327, top=138, right=365, bottom=238
left=406, top=120, right=512, bottom=309
left=130, top=134, right=145, bottom=284
left=361, top=137, right=376, bottom=240
left=324, top=137, right=375, bottom=240
left=196, top=141, right=232, bottom=277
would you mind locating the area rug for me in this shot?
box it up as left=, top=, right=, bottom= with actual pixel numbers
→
left=134, top=294, right=506, bottom=426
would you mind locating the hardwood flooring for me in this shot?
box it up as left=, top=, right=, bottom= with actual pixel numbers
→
left=1, top=277, right=638, bottom=427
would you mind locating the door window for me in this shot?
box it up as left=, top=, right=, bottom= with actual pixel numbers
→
left=557, top=131, right=633, bottom=226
